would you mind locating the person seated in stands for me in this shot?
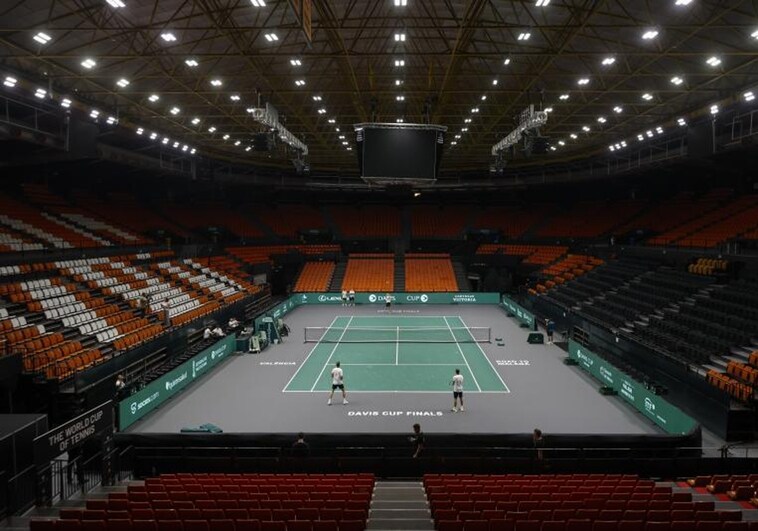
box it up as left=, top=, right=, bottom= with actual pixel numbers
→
left=115, top=374, right=126, bottom=400
left=291, top=432, right=310, bottom=457
left=203, top=327, right=213, bottom=340
left=228, top=317, right=240, bottom=330
left=212, top=325, right=225, bottom=338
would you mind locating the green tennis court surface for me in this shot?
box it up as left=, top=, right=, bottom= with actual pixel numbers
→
left=283, top=315, right=509, bottom=393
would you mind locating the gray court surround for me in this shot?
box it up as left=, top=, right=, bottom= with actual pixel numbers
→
left=127, top=304, right=662, bottom=436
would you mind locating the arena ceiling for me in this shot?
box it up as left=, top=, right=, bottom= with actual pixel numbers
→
left=0, top=0, right=756, bottom=173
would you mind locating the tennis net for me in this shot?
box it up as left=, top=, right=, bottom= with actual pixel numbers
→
left=304, top=325, right=491, bottom=343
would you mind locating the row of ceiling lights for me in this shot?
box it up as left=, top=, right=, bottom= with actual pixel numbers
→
left=606, top=89, right=756, bottom=153
left=1, top=73, right=197, bottom=155
left=24, top=0, right=758, bottom=161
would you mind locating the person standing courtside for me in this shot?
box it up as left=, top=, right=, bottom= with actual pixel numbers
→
left=349, top=288, right=356, bottom=307
left=451, top=369, right=465, bottom=412
left=385, top=292, right=392, bottom=312
left=341, top=289, right=348, bottom=306
left=160, top=298, right=171, bottom=328
left=409, top=423, right=425, bottom=458
left=328, top=361, right=348, bottom=406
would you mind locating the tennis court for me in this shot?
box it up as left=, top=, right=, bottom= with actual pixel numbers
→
left=283, top=315, right=510, bottom=393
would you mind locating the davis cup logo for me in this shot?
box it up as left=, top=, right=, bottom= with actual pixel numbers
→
left=368, top=294, right=377, bottom=302
left=420, top=294, right=429, bottom=302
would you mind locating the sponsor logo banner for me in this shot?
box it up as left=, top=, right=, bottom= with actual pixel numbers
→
left=295, top=293, right=500, bottom=305
left=567, top=339, right=697, bottom=435
left=501, top=295, right=536, bottom=328
left=118, top=335, right=235, bottom=430
left=34, top=401, right=113, bottom=464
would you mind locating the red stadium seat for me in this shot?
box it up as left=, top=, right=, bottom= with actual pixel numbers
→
left=182, top=523, right=210, bottom=531
left=438, top=522, right=464, bottom=531
left=312, top=522, right=338, bottom=531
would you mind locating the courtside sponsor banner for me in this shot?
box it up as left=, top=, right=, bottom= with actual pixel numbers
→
left=118, top=335, right=235, bottom=430
left=568, top=340, right=697, bottom=435
left=295, top=292, right=500, bottom=305
left=501, top=295, right=536, bottom=328
left=34, top=401, right=113, bottom=465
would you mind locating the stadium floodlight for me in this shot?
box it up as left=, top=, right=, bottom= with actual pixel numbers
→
left=675, top=0, right=692, bottom=5
left=464, top=118, right=472, bottom=123
left=395, top=59, right=405, bottom=67
left=162, top=137, right=169, bottom=144
left=577, top=78, right=589, bottom=85
left=646, top=130, right=654, bottom=137
left=247, top=101, right=308, bottom=155
left=34, top=88, right=46, bottom=99
left=3, top=76, right=17, bottom=88
left=601, top=56, right=615, bottom=66
left=230, top=94, right=241, bottom=101
left=395, top=79, right=403, bottom=86
left=642, top=93, right=653, bottom=101
left=185, top=58, right=199, bottom=67
left=535, top=0, right=550, bottom=6
left=148, top=94, right=160, bottom=102
left=752, top=29, right=758, bottom=40
left=191, top=117, right=201, bottom=125
left=169, top=106, right=180, bottom=115
left=582, top=126, right=591, bottom=132
left=745, top=91, right=756, bottom=102
left=517, top=32, right=531, bottom=41
left=207, top=126, right=216, bottom=133
left=149, top=132, right=158, bottom=140
left=559, top=94, right=569, bottom=100
left=492, top=79, right=498, bottom=86
left=637, top=134, right=644, bottom=141
left=544, top=107, right=553, bottom=113
left=33, top=32, right=52, bottom=45
left=706, top=56, right=722, bottom=67
left=264, top=33, right=278, bottom=42
left=312, top=95, right=322, bottom=101
left=106, top=0, right=126, bottom=7
left=60, top=98, right=72, bottom=108
left=90, top=109, right=100, bottom=119
left=677, top=117, right=687, bottom=126
left=234, top=140, right=241, bottom=146
left=491, top=104, right=548, bottom=156
left=642, top=29, right=659, bottom=40
left=394, top=0, right=407, bottom=5
left=328, top=118, right=336, bottom=124
left=222, top=134, right=230, bottom=140
left=613, top=106, right=623, bottom=113
left=504, top=57, right=511, bottom=65
left=295, top=79, right=305, bottom=86
left=597, top=116, right=606, bottom=123
left=471, top=107, right=479, bottom=113
left=710, top=104, right=719, bottom=115
left=570, top=133, right=577, bottom=139
left=116, top=78, right=130, bottom=88
left=394, top=33, right=406, bottom=42
left=290, top=58, right=302, bottom=66
left=671, top=76, right=684, bottom=85
left=210, top=79, right=223, bottom=87
left=190, top=148, right=196, bottom=154
left=396, top=95, right=405, bottom=101
left=317, top=108, right=327, bottom=114
left=172, top=141, right=180, bottom=148
left=106, top=116, right=117, bottom=125
left=81, top=58, right=97, bottom=69
left=481, top=95, right=487, bottom=101
left=250, top=0, right=266, bottom=6
left=656, top=126, right=664, bottom=134
left=136, top=128, right=144, bottom=135
left=160, top=32, right=177, bottom=42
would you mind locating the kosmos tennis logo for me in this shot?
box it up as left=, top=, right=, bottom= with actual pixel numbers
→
left=368, top=294, right=377, bottom=302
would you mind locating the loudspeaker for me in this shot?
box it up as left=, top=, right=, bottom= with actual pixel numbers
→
left=68, top=117, right=99, bottom=158
left=252, top=133, right=273, bottom=151
left=687, top=121, right=714, bottom=159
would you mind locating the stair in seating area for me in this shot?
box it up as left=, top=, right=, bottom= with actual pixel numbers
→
left=367, top=480, right=434, bottom=531
left=452, top=261, right=470, bottom=291
left=329, top=261, right=347, bottom=291
left=394, top=259, right=405, bottom=292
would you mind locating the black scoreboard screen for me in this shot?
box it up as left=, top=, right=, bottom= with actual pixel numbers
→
left=357, top=125, right=445, bottom=183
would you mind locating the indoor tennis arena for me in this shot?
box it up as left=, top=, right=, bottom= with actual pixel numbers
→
left=2, top=1, right=758, bottom=530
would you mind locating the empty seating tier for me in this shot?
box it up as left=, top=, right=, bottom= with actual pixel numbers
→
left=405, top=254, right=457, bottom=292
left=31, top=474, right=375, bottom=531
left=341, top=255, right=394, bottom=292
left=426, top=474, right=745, bottom=531
left=294, top=262, right=336, bottom=292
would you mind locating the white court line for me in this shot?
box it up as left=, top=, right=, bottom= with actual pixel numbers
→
left=341, top=363, right=463, bottom=366
left=282, top=389, right=510, bottom=394
left=456, top=315, right=511, bottom=393
left=309, top=315, right=354, bottom=392
left=443, top=315, right=482, bottom=392
left=282, top=315, right=340, bottom=392
left=395, top=326, right=399, bottom=365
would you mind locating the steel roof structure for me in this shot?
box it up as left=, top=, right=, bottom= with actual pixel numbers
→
left=0, top=0, right=756, bottom=174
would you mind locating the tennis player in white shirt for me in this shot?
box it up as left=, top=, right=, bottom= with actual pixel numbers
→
left=451, top=368, right=464, bottom=412
left=328, top=361, right=348, bottom=406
